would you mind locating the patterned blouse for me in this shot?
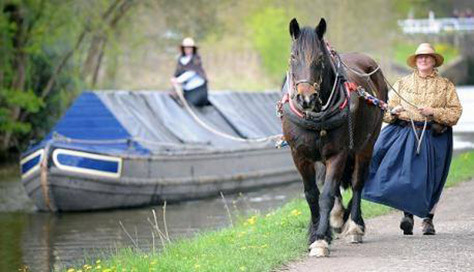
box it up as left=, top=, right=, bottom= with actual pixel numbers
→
left=383, top=70, right=463, bottom=126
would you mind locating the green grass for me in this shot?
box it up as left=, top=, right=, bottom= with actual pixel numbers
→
left=67, top=151, right=474, bottom=272
left=393, top=42, right=460, bottom=66
left=445, top=152, right=474, bottom=187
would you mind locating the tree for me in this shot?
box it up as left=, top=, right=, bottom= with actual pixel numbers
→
left=0, top=0, right=136, bottom=159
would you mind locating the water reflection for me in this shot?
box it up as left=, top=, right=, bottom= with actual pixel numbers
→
left=1, top=183, right=303, bottom=271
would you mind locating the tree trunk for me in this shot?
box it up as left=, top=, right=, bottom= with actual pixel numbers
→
left=92, top=37, right=108, bottom=87
left=82, top=0, right=135, bottom=87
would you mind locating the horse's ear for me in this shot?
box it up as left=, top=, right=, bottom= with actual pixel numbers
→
left=315, top=18, right=326, bottom=40
left=289, top=18, right=300, bottom=40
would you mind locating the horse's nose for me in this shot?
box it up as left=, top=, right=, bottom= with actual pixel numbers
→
left=297, top=86, right=315, bottom=108
left=296, top=93, right=312, bottom=109
left=296, top=84, right=314, bottom=97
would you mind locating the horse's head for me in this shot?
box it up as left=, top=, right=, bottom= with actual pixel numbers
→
left=288, top=18, right=332, bottom=112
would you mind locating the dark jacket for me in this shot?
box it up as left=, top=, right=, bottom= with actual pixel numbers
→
left=174, top=54, right=207, bottom=81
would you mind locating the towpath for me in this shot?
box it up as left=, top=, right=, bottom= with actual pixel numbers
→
left=280, top=180, right=474, bottom=272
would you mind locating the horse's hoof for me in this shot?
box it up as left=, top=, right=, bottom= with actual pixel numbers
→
left=309, top=240, right=329, bottom=257
left=348, top=234, right=363, bottom=244
left=343, top=220, right=364, bottom=237
left=309, top=247, right=329, bottom=257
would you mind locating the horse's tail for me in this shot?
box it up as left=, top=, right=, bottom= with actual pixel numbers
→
left=340, top=155, right=354, bottom=190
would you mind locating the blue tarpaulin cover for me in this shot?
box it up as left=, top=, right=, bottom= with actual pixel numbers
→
left=25, top=90, right=283, bottom=156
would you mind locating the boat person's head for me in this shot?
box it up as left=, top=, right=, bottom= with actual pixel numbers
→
left=180, top=37, right=197, bottom=56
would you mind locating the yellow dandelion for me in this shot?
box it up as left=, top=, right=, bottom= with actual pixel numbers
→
left=246, top=216, right=257, bottom=225
left=291, top=209, right=302, bottom=216
left=66, top=268, right=75, bottom=272
left=194, top=264, right=201, bottom=269
left=96, top=260, right=101, bottom=264
left=240, top=266, right=247, bottom=271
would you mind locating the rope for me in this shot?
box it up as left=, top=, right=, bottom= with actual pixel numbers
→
left=172, top=83, right=282, bottom=143
left=321, top=71, right=340, bottom=111
left=381, top=73, right=419, bottom=109
left=410, top=118, right=428, bottom=155
left=341, top=61, right=381, bottom=77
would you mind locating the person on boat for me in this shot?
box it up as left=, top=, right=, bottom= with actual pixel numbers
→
left=362, top=43, right=462, bottom=235
left=170, top=37, right=209, bottom=107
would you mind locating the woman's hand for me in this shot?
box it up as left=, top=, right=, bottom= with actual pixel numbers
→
left=390, top=105, right=404, bottom=116
left=418, top=106, right=434, bottom=117
left=170, top=77, right=178, bottom=85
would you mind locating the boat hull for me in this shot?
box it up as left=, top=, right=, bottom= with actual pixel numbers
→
left=22, top=146, right=299, bottom=211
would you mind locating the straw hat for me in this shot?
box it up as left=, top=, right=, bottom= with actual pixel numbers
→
left=406, top=43, right=444, bottom=68
left=181, top=37, right=196, bottom=48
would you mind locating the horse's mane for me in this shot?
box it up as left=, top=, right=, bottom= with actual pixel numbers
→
left=293, top=27, right=323, bottom=64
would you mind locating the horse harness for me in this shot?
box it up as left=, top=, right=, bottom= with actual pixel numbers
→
left=277, top=42, right=388, bottom=151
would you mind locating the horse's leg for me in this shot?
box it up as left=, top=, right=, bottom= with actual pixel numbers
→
left=330, top=188, right=345, bottom=234
left=294, top=158, right=320, bottom=246
left=344, top=155, right=369, bottom=243
left=309, top=152, right=347, bottom=257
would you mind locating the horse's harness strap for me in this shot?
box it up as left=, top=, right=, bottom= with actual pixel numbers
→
left=278, top=41, right=386, bottom=150
left=295, top=79, right=321, bottom=90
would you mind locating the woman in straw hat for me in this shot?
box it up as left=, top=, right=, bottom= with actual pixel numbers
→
left=170, top=37, right=209, bottom=106
left=362, top=43, right=462, bottom=235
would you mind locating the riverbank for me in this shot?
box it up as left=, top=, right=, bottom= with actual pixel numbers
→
left=67, top=151, right=474, bottom=272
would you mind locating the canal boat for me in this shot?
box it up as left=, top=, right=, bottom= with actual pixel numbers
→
left=20, top=90, right=299, bottom=212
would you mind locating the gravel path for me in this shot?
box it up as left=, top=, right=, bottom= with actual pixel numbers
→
left=280, top=180, right=474, bottom=272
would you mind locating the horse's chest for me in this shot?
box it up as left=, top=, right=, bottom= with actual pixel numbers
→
left=290, top=133, right=324, bottom=161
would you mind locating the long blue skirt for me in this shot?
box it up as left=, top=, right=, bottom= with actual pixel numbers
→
left=362, top=123, right=453, bottom=218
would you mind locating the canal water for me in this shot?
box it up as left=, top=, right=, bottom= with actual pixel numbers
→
left=1, top=87, right=473, bottom=272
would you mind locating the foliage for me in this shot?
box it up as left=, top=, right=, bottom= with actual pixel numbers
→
left=247, top=7, right=292, bottom=82
left=0, top=0, right=136, bottom=157
left=0, top=88, right=43, bottom=135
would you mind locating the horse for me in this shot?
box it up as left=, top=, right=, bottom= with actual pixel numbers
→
left=280, top=18, right=388, bottom=257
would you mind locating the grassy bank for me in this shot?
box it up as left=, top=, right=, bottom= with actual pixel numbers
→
left=69, top=152, right=474, bottom=272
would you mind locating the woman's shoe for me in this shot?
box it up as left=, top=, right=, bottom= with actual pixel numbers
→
left=400, top=216, right=414, bottom=235
left=422, top=218, right=436, bottom=235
